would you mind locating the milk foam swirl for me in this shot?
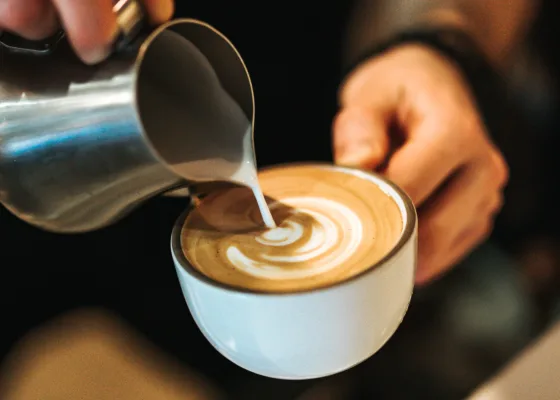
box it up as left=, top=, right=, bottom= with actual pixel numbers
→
left=181, top=165, right=404, bottom=293
left=227, top=197, right=363, bottom=280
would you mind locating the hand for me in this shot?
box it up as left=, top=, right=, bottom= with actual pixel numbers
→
left=333, top=44, right=509, bottom=285
left=0, top=0, right=174, bottom=64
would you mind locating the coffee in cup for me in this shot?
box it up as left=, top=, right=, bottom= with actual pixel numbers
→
left=181, top=164, right=403, bottom=292
left=172, top=163, right=417, bottom=379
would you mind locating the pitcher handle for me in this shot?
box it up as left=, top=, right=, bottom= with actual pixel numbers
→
left=0, top=0, right=145, bottom=56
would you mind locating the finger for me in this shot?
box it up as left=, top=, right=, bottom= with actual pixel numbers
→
left=0, top=0, right=58, bottom=40
left=383, top=117, right=476, bottom=205
left=482, top=191, right=504, bottom=217
left=332, top=107, right=390, bottom=169
left=415, top=161, right=502, bottom=283
left=141, top=0, right=174, bottom=24
left=416, top=218, right=493, bottom=285
left=51, top=0, right=118, bottom=64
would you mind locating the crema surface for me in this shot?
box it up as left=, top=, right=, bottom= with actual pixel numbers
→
left=181, top=165, right=403, bottom=292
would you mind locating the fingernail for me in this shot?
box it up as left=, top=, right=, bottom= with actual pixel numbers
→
left=81, top=27, right=119, bottom=65
left=82, top=47, right=111, bottom=64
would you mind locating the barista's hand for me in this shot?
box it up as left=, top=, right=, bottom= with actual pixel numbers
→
left=333, top=44, right=508, bottom=285
left=0, top=0, right=174, bottom=64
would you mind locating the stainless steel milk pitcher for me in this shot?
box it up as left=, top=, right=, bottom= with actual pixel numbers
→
left=0, top=0, right=256, bottom=233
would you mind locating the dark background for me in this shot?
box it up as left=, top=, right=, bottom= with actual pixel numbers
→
left=2, top=1, right=560, bottom=398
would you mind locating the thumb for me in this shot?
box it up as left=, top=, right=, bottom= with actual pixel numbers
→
left=332, top=107, right=390, bottom=170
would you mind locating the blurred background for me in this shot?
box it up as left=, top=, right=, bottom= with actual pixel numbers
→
left=2, top=1, right=560, bottom=399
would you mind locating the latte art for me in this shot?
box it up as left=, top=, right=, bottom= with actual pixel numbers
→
left=182, top=164, right=404, bottom=292
left=227, top=197, right=363, bottom=280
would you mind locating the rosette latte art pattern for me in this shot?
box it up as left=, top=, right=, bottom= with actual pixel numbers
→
left=182, top=165, right=404, bottom=292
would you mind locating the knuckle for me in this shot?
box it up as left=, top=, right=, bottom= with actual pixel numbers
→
left=64, top=12, right=117, bottom=58
left=480, top=193, right=504, bottom=216
left=489, top=193, right=505, bottom=214
left=477, top=146, right=509, bottom=188
left=434, top=134, right=461, bottom=160
left=400, top=183, right=421, bottom=206
left=418, top=231, right=437, bottom=265
left=418, top=215, right=445, bottom=250
left=458, top=114, right=484, bottom=140
left=463, top=116, right=483, bottom=138
left=490, top=151, right=509, bottom=187
left=444, top=113, right=486, bottom=157
left=478, top=219, right=495, bottom=242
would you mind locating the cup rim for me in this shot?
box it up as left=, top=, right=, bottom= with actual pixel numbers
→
left=171, top=162, right=417, bottom=296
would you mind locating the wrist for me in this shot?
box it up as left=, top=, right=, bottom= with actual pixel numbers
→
left=340, top=43, right=463, bottom=104
left=339, top=27, right=512, bottom=144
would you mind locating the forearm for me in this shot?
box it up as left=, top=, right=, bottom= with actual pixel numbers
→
left=343, top=0, right=539, bottom=70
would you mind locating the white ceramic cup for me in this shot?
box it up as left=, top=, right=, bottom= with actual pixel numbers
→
left=171, top=164, right=418, bottom=380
